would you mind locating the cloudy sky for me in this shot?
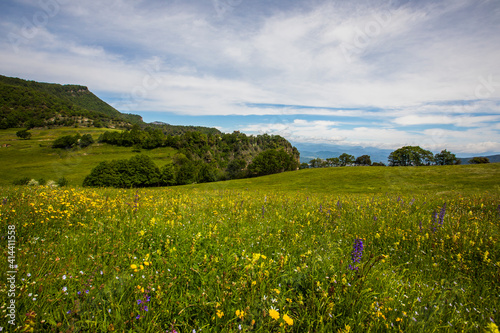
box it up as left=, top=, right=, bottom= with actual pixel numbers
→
left=1, top=0, right=499, bottom=155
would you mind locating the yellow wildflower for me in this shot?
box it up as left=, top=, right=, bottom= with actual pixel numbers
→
left=216, top=309, right=224, bottom=318
left=283, top=314, right=293, bottom=326
left=269, top=308, right=279, bottom=320
left=130, top=264, right=137, bottom=269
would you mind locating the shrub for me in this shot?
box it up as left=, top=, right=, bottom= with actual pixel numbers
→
left=27, top=179, right=39, bottom=186
left=12, top=177, right=31, bottom=185
left=57, top=177, right=69, bottom=187
left=16, top=129, right=32, bottom=140
left=37, top=178, right=47, bottom=186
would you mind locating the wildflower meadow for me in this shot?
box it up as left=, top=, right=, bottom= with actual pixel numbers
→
left=1, top=183, right=499, bottom=332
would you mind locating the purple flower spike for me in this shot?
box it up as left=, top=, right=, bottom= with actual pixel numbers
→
left=349, top=238, right=364, bottom=270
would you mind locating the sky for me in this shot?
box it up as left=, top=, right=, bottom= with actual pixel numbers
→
left=1, top=0, right=500, bottom=155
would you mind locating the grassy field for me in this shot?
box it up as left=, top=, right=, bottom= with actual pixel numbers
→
left=0, top=128, right=176, bottom=186
left=1, top=162, right=499, bottom=332
left=189, top=163, right=500, bottom=195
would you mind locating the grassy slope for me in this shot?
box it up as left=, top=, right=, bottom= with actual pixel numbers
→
left=0, top=128, right=176, bottom=185
left=187, top=163, right=500, bottom=195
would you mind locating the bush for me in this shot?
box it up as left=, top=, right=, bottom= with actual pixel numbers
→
left=79, top=134, right=94, bottom=148
left=37, top=178, right=47, bottom=186
left=57, top=177, right=69, bottom=187
left=83, top=155, right=161, bottom=188
left=27, top=179, right=39, bottom=186
left=16, top=129, right=32, bottom=140
left=53, top=134, right=79, bottom=149
left=12, top=177, right=31, bottom=185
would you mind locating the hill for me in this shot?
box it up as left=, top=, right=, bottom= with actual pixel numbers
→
left=0, top=74, right=143, bottom=129
left=458, top=154, right=500, bottom=164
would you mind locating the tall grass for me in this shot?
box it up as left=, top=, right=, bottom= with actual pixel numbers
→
left=1, top=185, right=498, bottom=332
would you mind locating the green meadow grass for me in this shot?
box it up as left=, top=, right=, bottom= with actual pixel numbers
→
left=0, top=128, right=176, bottom=186
left=1, top=168, right=499, bottom=332
left=189, top=163, right=500, bottom=195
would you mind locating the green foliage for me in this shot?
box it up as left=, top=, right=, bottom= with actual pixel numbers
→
left=57, top=177, right=69, bottom=187
left=388, top=146, right=434, bottom=166
left=339, top=153, right=355, bottom=166
left=79, top=134, right=94, bottom=148
left=434, top=149, right=459, bottom=165
left=52, top=133, right=95, bottom=149
left=16, top=129, right=31, bottom=140
left=355, top=154, right=372, bottom=166
left=12, top=177, right=31, bottom=185
left=248, top=149, right=298, bottom=177
left=83, top=155, right=161, bottom=188
left=469, top=156, right=490, bottom=164
left=52, top=134, right=81, bottom=149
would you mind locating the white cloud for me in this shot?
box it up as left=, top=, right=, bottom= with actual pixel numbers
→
left=0, top=0, right=499, bottom=152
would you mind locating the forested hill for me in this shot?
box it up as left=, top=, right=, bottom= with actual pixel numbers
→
left=0, top=74, right=142, bottom=129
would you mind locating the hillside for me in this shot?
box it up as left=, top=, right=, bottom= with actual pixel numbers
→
left=0, top=75, right=144, bottom=129
left=0, top=127, right=300, bottom=186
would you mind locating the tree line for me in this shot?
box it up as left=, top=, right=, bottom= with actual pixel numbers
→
left=303, top=146, right=491, bottom=168
left=83, top=149, right=298, bottom=188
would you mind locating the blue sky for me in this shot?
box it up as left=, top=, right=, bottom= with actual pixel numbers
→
left=1, top=0, right=500, bottom=154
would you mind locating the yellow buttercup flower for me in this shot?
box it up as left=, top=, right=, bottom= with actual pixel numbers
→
left=269, top=308, right=279, bottom=320
left=283, top=314, right=293, bottom=326
left=130, top=264, right=137, bottom=269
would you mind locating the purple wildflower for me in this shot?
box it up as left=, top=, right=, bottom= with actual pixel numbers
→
left=136, top=314, right=141, bottom=319
left=142, top=305, right=149, bottom=312
left=137, top=299, right=142, bottom=305
left=438, top=203, right=446, bottom=225
left=349, top=238, right=364, bottom=271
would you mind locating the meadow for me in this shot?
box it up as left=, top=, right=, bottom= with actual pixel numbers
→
left=0, top=128, right=176, bottom=186
left=1, top=165, right=499, bottom=332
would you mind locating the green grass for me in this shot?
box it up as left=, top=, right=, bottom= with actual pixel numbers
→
left=188, top=163, right=500, bottom=195
left=0, top=128, right=176, bottom=186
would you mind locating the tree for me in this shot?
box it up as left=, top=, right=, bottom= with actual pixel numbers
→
left=16, top=129, right=32, bottom=140
left=160, top=163, right=176, bottom=186
left=226, top=159, right=247, bottom=179
left=469, top=156, right=490, bottom=164
left=339, top=153, right=355, bottom=166
left=388, top=146, right=434, bottom=166
left=355, top=155, right=371, bottom=166
left=83, top=154, right=161, bottom=188
left=309, top=158, right=324, bottom=168
left=248, top=149, right=296, bottom=177
left=299, top=162, right=310, bottom=169
left=326, top=157, right=340, bottom=167
left=434, top=149, right=458, bottom=165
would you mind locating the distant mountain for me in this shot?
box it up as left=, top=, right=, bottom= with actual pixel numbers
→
left=458, top=154, right=500, bottom=164
left=292, top=142, right=393, bottom=164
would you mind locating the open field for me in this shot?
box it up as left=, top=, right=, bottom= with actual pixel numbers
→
left=0, top=128, right=176, bottom=186
left=1, top=165, right=499, bottom=332
left=190, top=163, right=500, bottom=195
